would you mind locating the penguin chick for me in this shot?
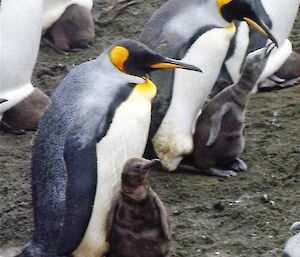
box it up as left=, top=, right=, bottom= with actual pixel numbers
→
left=283, top=222, right=300, bottom=257
left=189, top=44, right=274, bottom=177
left=106, top=158, right=171, bottom=257
left=46, top=4, right=95, bottom=52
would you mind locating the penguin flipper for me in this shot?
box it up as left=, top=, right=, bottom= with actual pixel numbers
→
left=151, top=189, right=171, bottom=241
left=57, top=133, right=98, bottom=255
left=206, top=103, right=231, bottom=146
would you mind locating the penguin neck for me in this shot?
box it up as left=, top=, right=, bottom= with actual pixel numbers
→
left=231, top=72, right=259, bottom=105
left=121, top=184, right=150, bottom=203
left=97, top=50, right=145, bottom=85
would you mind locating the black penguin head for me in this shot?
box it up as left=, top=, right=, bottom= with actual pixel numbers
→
left=109, top=39, right=202, bottom=76
left=122, top=157, right=160, bottom=188
left=217, top=0, right=278, bottom=46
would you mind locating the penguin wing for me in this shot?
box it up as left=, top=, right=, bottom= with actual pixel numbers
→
left=151, top=189, right=172, bottom=241
left=206, top=103, right=232, bottom=146
left=57, top=129, right=99, bottom=255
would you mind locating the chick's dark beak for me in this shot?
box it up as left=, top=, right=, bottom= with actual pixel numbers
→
left=141, top=159, right=161, bottom=170
left=150, top=57, right=203, bottom=73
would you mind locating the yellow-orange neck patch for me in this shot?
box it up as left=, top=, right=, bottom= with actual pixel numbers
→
left=217, top=0, right=233, bottom=14
left=134, top=77, right=157, bottom=101
left=110, top=46, right=129, bottom=72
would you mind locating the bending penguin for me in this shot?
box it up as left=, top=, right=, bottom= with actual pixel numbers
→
left=189, top=44, right=277, bottom=177
left=0, top=0, right=49, bottom=134
left=139, top=0, right=278, bottom=171
left=213, top=0, right=300, bottom=96
left=18, top=39, right=201, bottom=257
left=283, top=222, right=300, bottom=257
left=106, top=158, right=171, bottom=257
left=43, top=0, right=95, bottom=51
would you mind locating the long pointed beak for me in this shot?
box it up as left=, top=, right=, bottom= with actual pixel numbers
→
left=0, top=98, right=8, bottom=104
left=243, top=17, right=278, bottom=47
left=142, top=159, right=160, bottom=170
left=150, top=57, right=203, bottom=73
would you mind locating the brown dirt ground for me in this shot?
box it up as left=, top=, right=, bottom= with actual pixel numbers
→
left=0, top=1, right=299, bottom=257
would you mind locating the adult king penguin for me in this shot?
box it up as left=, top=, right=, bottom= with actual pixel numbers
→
left=18, top=39, right=201, bottom=257
left=213, top=0, right=300, bottom=96
left=139, top=0, right=278, bottom=171
left=0, top=0, right=44, bottom=133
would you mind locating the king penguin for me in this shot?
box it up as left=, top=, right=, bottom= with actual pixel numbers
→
left=139, top=0, right=278, bottom=171
left=0, top=0, right=44, bottom=133
left=213, top=0, right=300, bottom=96
left=18, top=39, right=201, bottom=257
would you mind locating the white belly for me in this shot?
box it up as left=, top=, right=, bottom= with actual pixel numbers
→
left=262, top=0, right=300, bottom=47
left=0, top=83, right=34, bottom=119
left=73, top=96, right=151, bottom=257
left=43, top=0, right=93, bottom=30
left=152, top=26, right=235, bottom=171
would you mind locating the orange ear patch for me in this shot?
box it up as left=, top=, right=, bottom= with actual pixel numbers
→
left=110, top=46, right=129, bottom=72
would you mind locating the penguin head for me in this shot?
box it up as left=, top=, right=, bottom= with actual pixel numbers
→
left=121, top=158, right=160, bottom=201
left=109, top=39, right=202, bottom=77
left=217, top=0, right=278, bottom=47
left=241, top=43, right=275, bottom=78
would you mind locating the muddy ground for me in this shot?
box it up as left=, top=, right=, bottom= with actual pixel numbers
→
left=0, top=1, right=299, bottom=257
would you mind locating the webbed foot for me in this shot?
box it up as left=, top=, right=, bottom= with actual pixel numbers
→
left=227, top=158, right=247, bottom=172
left=209, top=167, right=237, bottom=178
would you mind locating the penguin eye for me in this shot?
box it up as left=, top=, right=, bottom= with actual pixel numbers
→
left=133, top=164, right=142, bottom=170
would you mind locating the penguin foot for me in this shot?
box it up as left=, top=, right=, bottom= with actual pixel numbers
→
left=227, top=158, right=248, bottom=172
left=0, top=121, right=26, bottom=135
left=208, top=167, right=237, bottom=178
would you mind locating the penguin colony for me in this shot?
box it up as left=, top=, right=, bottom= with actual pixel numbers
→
left=0, top=0, right=299, bottom=256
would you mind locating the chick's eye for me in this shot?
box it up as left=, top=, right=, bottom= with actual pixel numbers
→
left=134, top=164, right=142, bottom=170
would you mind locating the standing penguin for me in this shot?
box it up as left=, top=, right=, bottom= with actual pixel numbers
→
left=139, top=0, right=278, bottom=171
left=18, top=39, right=201, bottom=257
left=106, top=158, right=171, bottom=257
left=190, top=45, right=274, bottom=177
left=0, top=0, right=48, bottom=134
left=283, top=222, right=300, bottom=257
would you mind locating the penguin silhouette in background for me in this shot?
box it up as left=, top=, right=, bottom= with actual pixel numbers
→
left=0, top=0, right=48, bottom=134
left=18, top=39, right=201, bottom=257
left=283, top=222, right=300, bottom=257
left=106, top=158, right=171, bottom=257
left=139, top=0, right=278, bottom=171
left=189, top=44, right=278, bottom=177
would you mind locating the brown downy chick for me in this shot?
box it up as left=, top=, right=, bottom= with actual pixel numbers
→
left=106, top=157, right=171, bottom=257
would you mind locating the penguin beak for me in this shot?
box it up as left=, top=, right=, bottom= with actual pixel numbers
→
left=243, top=17, right=278, bottom=47
left=150, top=57, right=203, bottom=73
left=141, top=159, right=161, bottom=170
left=220, top=1, right=278, bottom=47
left=0, top=98, right=8, bottom=104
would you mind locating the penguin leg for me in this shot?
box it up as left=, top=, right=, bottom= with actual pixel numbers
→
left=226, top=158, right=248, bottom=172
left=0, top=121, right=25, bottom=135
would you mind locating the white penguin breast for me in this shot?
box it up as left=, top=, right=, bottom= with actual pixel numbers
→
left=0, top=83, right=34, bottom=119
left=152, top=27, right=234, bottom=171
left=73, top=95, right=152, bottom=257
left=262, top=0, right=300, bottom=46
